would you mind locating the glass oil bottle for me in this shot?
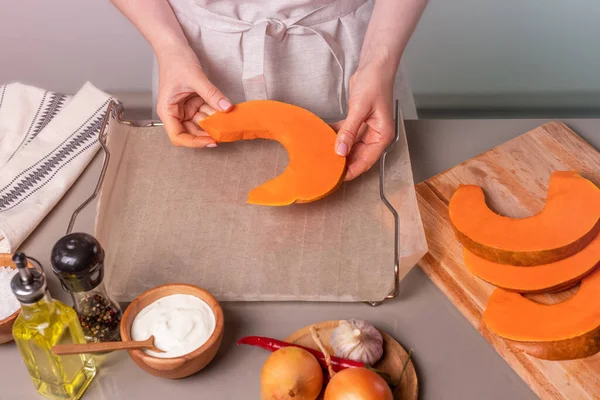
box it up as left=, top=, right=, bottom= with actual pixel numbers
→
left=10, top=252, right=96, bottom=400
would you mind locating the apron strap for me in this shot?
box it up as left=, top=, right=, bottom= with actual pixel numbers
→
left=169, top=0, right=367, bottom=116
left=286, top=25, right=347, bottom=116
left=242, top=21, right=270, bottom=100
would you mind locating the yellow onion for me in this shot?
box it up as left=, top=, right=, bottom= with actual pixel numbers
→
left=324, top=367, right=393, bottom=400
left=261, top=347, right=323, bottom=400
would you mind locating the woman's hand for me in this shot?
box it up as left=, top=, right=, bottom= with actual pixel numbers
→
left=331, top=0, right=428, bottom=180
left=333, top=66, right=395, bottom=181
left=156, top=46, right=233, bottom=147
left=109, top=0, right=235, bottom=147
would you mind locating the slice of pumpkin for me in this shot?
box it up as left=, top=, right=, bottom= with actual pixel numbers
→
left=449, top=171, right=600, bottom=265
left=199, top=100, right=346, bottom=206
left=463, top=232, right=600, bottom=293
left=483, top=267, right=600, bottom=360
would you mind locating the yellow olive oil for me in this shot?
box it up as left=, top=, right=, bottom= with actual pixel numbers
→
left=12, top=293, right=96, bottom=400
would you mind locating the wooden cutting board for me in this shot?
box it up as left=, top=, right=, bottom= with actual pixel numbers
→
left=415, top=121, right=600, bottom=400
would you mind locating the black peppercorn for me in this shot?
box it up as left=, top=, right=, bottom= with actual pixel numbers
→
left=76, top=294, right=121, bottom=341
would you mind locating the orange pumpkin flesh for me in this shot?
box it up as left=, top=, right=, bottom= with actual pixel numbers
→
left=464, top=233, right=600, bottom=293
left=199, top=100, right=346, bottom=206
left=449, top=171, right=600, bottom=265
left=483, top=267, right=600, bottom=360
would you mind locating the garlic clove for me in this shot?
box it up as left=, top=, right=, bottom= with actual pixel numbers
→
left=330, top=320, right=384, bottom=366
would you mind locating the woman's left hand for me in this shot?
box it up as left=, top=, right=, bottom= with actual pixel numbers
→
left=333, top=66, right=395, bottom=181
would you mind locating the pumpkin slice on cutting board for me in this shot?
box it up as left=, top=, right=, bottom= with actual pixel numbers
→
left=483, top=266, right=600, bottom=361
left=199, top=100, right=346, bottom=206
left=449, top=171, right=600, bottom=266
left=463, top=232, right=600, bottom=293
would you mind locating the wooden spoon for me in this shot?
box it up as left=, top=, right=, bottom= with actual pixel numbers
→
left=52, top=336, right=165, bottom=355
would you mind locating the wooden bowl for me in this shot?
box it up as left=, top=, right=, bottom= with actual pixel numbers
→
left=0, top=254, right=27, bottom=344
left=120, top=283, right=224, bottom=379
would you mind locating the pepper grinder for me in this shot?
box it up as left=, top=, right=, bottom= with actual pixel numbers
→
left=51, top=233, right=122, bottom=343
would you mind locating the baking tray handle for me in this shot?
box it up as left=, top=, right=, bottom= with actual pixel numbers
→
left=367, top=99, right=403, bottom=306
left=67, top=100, right=165, bottom=234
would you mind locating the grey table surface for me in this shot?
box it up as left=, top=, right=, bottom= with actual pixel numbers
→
left=1, top=118, right=599, bottom=400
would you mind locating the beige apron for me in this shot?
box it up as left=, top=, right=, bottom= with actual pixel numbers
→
left=154, top=0, right=417, bottom=122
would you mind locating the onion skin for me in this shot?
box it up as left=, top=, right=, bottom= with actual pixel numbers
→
left=324, top=368, right=393, bottom=400
left=261, top=347, right=324, bottom=400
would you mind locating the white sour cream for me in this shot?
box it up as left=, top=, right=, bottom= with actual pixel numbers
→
left=131, top=294, right=216, bottom=358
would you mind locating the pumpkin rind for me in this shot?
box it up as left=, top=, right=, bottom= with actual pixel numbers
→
left=199, top=100, right=346, bottom=206
left=449, top=171, right=600, bottom=265
left=483, top=266, right=600, bottom=360
left=463, top=233, right=600, bottom=293
left=509, top=326, right=600, bottom=361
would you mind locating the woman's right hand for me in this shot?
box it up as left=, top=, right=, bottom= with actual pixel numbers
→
left=156, top=46, right=233, bottom=148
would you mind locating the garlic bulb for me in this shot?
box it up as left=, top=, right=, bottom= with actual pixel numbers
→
left=330, top=320, right=384, bottom=365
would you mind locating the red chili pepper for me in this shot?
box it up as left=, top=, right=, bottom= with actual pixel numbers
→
left=237, top=335, right=364, bottom=372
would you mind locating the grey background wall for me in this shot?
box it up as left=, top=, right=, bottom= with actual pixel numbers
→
left=1, top=0, right=599, bottom=117
left=403, top=0, right=600, bottom=116
left=0, top=0, right=153, bottom=108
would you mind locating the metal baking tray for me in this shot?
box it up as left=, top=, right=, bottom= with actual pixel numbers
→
left=67, top=100, right=404, bottom=306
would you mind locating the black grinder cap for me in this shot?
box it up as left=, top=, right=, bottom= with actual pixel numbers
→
left=51, top=233, right=105, bottom=293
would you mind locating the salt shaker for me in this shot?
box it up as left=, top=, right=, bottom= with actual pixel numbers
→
left=51, top=233, right=122, bottom=343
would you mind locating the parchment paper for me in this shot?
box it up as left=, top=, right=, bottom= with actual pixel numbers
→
left=95, top=115, right=427, bottom=302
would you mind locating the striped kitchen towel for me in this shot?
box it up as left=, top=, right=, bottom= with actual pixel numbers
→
left=0, top=81, right=113, bottom=253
